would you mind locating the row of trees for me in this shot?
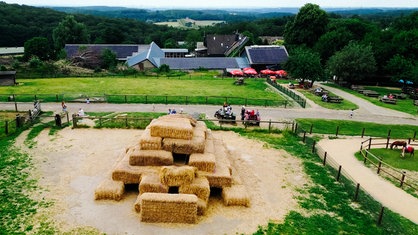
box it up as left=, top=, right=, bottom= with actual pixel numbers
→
left=282, top=3, right=418, bottom=87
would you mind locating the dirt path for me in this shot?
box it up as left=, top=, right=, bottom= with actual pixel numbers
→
left=317, top=137, right=418, bottom=224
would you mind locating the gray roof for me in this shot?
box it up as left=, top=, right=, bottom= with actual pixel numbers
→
left=65, top=44, right=147, bottom=60
left=0, top=47, right=24, bottom=55
left=245, top=45, right=289, bottom=65
left=126, top=42, right=164, bottom=67
left=162, top=48, right=188, bottom=53
left=0, top=71, right=17, bottom=75
left=158, top=57, right=241, bottom=70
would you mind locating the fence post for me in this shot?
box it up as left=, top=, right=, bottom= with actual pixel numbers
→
left=377, top=161, right=382, bottom=174
left=312, top=141, right=316, bottom=153
left=385, top=136, right=390, bottom=149
left=336, top=126, right=339, bottom=136
left=377, top=206, right=385, bottom=225
left=364, top=151, right=368, bottom=164
left=66, top=112, right=69, bottom=125
left=413, top=131, right=416, bottom=141
left=99, top=117, right=102, bottom=127
left=145, top=95, right=148, bottom=104
left=165, top=96, right=168, bottom=105
left=284, top=100, right=287, bottom=108
left=309, top=124, right=313, bottom=134
left=125, top=117, right=128, bottom=127
left=408, top=138, right=411, bottom=144
left=294, top=123, right=298, bottom=133
left=354, top=183, right=360, bottom=201
left=14, top=94, right=17, bottom=112
left=303, top=131, right=306, bottom=143
left=124, top=95, right=127, bottom=103
left=72, top=114, right=77, bottom=128
left=268, top=119, right=272, bottom=133
left=323, top=152, right=327, bottom=166
left=336, top=165, right=342, bottom=181
left=5, top=120, right=8, bottom=135
left=400, top=171, right=406, bottom=187
left=368, top=138, right=372, bottom=150
left=361, top=128, right=365, bottom=138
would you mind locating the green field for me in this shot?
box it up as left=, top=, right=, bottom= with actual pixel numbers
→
left=0, top=76, right=287, bottom=106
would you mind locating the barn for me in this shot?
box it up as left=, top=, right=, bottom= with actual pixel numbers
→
left=0, top=71, right=17, bottom=86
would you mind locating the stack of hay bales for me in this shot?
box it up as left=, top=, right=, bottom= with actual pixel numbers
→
left=95, top=114, right=248, bottom=224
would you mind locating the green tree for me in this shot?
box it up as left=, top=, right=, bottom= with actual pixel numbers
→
left=284, top=47, right=324, bottom=86
left=24, top=37, right=52, bottom=61
left=326, top=42, right=377, bottom=85
left=284, top=3, right=328, bottom=48
left=52, top=15, right=89, bottom=50
left=100, top=49, right=117, bottom=70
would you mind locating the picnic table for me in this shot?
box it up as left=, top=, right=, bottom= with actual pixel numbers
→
left=362, top=90, right=380, bottom=97
left=351, top=85, right=364, bottom=91
left=394, top=93, right=407, bottom=99
left=327, top=96, right=343, bottom=103
left=379, top=97, right=397, bottom=104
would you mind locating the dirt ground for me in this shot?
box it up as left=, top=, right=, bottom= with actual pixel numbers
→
left=17, top=128, right=309, bottom=235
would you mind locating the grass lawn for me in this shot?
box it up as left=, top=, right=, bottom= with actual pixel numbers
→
left=0, top=76, right=286, bottom=106
left=355, top=148, right=418, bottom=171
left=326, top=84, right=418, bottom=116
left=296, top=118, right=418, bottom=138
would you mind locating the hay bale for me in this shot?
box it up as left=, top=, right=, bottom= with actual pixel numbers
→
left=158, top=114, right=197, bottom=127
left=112, top=150, right=160, bottom=183
left=159, top=166, right=196, bottom=186
left=149, top=117, right=193, bottom=140
left=204, top=138, right=215, bottom=154
left=188, top=153, right=216, bottom=172
left=94, top=179, right=125, bottom=201
left=140, top=193, right=198, bottom=224
left=162, top=135, right=205, bottom=154
left=197, top=198, right=208, bottom=215
left=199, top=163, right=232, bottom=188
left=134, top=194, right=142, bottom=213
left=139, top=173, right=169, bottom=195
left=214, top=139, right=232, bottom=174
left=179, top=177, right=210, bottom=201
left=140, top=128, right=162, bottom=150
left=193, top=122, right=207, bottom=139
left=222, top=185, right=250, bottom=207
left=129, top=150, right=173, bottom=166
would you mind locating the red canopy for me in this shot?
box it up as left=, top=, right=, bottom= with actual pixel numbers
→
left=230, top=70, right=244, bottom=76
left=275, top=70, right=288, bottom=77
left=243, top=68, right=258, bottom=75
left=260, top=69, right=276, bottom=75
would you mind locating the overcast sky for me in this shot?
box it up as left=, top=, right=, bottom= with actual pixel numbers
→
left=4, top=0, right=418, bottom=9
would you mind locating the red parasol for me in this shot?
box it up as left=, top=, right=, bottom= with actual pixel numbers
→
left=275, top=70, right=287, bottom=77
left=260, top=69, right=276, bottom=75
left=230, top=70, right=244, bottom=76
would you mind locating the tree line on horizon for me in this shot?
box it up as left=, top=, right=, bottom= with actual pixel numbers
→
left=0, top=2, right=418, bottom=87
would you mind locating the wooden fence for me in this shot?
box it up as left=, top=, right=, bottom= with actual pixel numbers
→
left=0, top=101, right=42, bottom=137
left=266, top=78, right=306, bottom=108
left=0, top=93, right=288, bottom=108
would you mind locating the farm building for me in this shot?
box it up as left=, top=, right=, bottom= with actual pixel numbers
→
left=0, top=71, right=17, bottom=86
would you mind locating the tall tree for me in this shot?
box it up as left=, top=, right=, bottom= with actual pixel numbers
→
left=24, top=37, right=52, bottom=61
left=284, top=47, right=324, bottom=87
left=284, top=3, right=328, bottom=49
left=326, top=42, right=376, bottom=85
left=52, top=15, right=89, bottom=50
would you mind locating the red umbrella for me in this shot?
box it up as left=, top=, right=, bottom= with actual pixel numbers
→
left=276, top=70, right=287, bottom=77
left=230, top=70, right=243, bottom=76
left=260, top=69, right=276, bottom=75
left=244, top=68, right=258, bottom=75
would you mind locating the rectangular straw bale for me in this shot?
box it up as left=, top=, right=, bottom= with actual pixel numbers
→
left=139, top=173, right=169, bottom=195
left=150, top=118, right=193, bottom=140
left=140, top=128, right=162, bottom=150
left=188, top=153, right=216, bottom=172
left=214, top=139, right=232, bottom=174
left=112, top=150, right=160, bottom=183
left=140, top=193, right=198, bottom=224
left=158, top=114, right=197, bottom=127
left=162, top=135, right=205, bottom=154
left=197, top=198, right=208, bottom=215
left=94, top=179, right=124, bottom=201
left=193, top=122, right=207, bottom=139
left=159, top=166, right=196, bottom=186
left=130, top=150, right=173, bottom=166
left=198, top=163, right=232, bottom=188
left=222, top=185, right=250, bottom=207
left=230, top=166, right=242, bottom=184
left=179, top=176, right=210, bottom=201
left=134, top=194, right=142, bottom=213
left=204, top=138, right=215, bottom=154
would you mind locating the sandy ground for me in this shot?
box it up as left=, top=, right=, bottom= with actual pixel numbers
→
left=17, top=128, right=309, bottom=235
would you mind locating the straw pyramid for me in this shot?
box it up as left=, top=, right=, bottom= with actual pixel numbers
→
left=95, top=114, right=249, bottom=224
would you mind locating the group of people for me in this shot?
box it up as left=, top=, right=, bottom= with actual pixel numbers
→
left=383, top=93, right=395, bottom=99
left=168, top=108, right=183, bottom=115
left=61, top=101, right=85, bottom=117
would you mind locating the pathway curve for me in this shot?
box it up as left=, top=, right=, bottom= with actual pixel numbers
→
left=317, top=137, right=418, bottom=224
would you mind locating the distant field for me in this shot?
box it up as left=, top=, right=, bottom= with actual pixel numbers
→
left=155, top=18, right=224, bottom=28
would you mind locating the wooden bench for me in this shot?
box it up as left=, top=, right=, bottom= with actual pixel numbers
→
left=394, top=93, right=407, bottom=99
left=362, top=90, right=380, bottom=97
left=327, top=96, right=343, bottom=103
left=379, top=97, right=397, bottom=104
